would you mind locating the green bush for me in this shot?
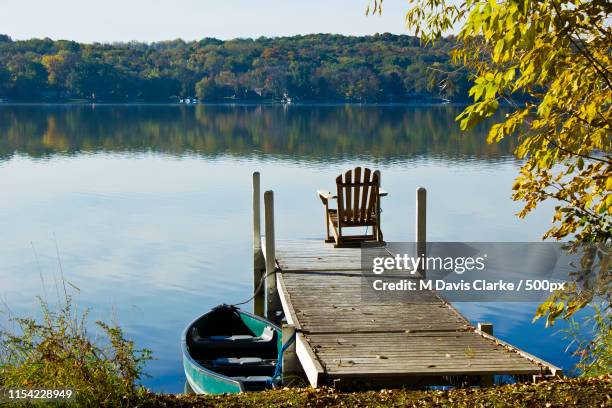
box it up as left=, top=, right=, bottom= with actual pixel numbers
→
left=0, top=295, right=152, bottom=406
left=564, top=305, right=612, bottom=376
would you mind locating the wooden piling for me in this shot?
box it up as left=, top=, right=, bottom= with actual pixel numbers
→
left=281, top=323, right=300, bottom=383
left=252, top=172, right=265, bottom=317
left=416, top=187, right=427, bottom=277
left=264, top=190, right=281, bottom=320
left=478, top=322, right=494, bottom=386
left=374, top=170, right=382, bottom=241
left=253, top=172, right=261, bottom=249
left=478, top=322, right=494, bottom=336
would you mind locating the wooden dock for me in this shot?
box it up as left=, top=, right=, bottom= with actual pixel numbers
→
left=263, top=239, right=561, bottom=388
left=252, top=173, right=561, bottom=388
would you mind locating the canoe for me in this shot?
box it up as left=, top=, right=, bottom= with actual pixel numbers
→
left=181, top=304, right=282, bottom=394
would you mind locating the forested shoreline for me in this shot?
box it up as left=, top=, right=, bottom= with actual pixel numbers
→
left=0, top=33, right=471, bottom=103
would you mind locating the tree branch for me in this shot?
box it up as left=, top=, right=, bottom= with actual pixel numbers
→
left=544, top=136, right=612, bottom=165
left=551, top=0, right=612, bottom=90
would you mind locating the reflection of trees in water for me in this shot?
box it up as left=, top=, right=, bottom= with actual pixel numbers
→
left=0, top=105, right=517, bottom=162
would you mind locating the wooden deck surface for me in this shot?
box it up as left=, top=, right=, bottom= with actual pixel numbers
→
left=268, top=239, right=561, bottom=387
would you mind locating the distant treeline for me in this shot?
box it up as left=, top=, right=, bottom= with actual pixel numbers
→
left=0, top=33, right=472, bottom=102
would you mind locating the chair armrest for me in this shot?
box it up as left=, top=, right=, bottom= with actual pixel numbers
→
left=317, top=190, right=334, bottom=199
left=317, top=190, right=336, bottom=204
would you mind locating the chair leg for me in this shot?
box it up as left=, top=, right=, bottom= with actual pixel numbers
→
left=376, top=221, right=383, bottom=242
left=330, top=223, right=341, bottom=247
left=325, top=213, right=335, bottom=243
left=324, top=205, right=331, bottom=241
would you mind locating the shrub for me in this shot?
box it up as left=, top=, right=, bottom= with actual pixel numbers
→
left=564, top=304, right=612, bottom=376
left=0, top=295, right=152, bottom=406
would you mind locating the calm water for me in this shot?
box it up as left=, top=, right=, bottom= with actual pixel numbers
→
left=0, top=104, right=580, bottom=392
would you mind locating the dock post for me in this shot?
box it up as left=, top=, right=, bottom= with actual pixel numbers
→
left=254, top=172, right=261, bottom=249
left=253, top=172, right=265, bottom=317
left=478, top=322, right=494, bottom=336
left=264, top=190, right=281, bottom=321
left=478, top=322, right=494, bottom=386
left=281, top=324, right=300, bottom=384
left=416, top=187, right=427, bottom=278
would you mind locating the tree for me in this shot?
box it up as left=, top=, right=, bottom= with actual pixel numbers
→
left=195, top=76, right=215, bottom=100
left=369, top=0, right=611, bottom=324
left=6, top=55, right=48, bottom=98
left=41, top=51, right=79, bottom=90
left=0, top=64, right=9, bottom=95
left=65, top=61, right=120, bottom=100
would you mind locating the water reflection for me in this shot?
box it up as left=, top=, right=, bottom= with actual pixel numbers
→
left=0, top=104, right=516, bottom=162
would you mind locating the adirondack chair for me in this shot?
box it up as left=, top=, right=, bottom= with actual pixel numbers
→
left=317, top=167, right=387, bottom=247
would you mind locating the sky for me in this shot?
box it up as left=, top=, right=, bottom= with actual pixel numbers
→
left=0, top=0, right=412, bottom=43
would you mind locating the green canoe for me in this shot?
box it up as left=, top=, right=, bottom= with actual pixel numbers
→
left=181, top=304, right=282, bottom=394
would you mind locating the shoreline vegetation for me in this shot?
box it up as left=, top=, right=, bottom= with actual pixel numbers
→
left=0, top=33, right=472, bottom=104
left=1, top=294, right=610, bottom=406
left=155, top=376, right=612, bottom=407
left=0, top=295, right=152, bottom=406
left=0, top=100, right=461, bottom=105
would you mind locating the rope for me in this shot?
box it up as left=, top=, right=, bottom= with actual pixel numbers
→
left=232, top=267, right=278, bottom=306
left=229, top=258, right=295, bottom=387
left=268, top=331, right=297, bottom=387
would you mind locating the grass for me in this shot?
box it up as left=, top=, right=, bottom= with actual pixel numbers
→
left=152, top=375, right=612, bottom=407
left=0, top=295, right=152, bottom=407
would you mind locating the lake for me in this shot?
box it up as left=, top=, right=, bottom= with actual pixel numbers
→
left=0, top=104, right=579, bottom=392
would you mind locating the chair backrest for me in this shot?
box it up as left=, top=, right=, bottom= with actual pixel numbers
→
left=336, top=167, right=380, bottom=226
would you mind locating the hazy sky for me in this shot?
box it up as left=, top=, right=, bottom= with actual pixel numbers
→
left=0, top=0, right=412, bottom=43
